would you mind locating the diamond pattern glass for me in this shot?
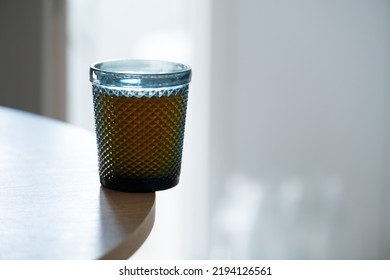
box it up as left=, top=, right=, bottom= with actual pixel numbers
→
left=92, top=85, right=188, bottom=192
left=90, top=59, right=191, bottom=192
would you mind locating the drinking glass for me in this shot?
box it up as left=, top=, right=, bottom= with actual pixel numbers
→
left=89, top=59, right=192, bottom=192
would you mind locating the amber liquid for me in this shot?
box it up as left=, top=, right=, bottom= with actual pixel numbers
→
left=93, top=86, right=188, bottom=192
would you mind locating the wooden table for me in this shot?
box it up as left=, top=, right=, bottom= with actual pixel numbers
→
left=0, top=106, right=155, bottom=259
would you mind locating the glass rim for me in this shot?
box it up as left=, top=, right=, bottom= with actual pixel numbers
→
left=89, top=59, right=192, bottom=88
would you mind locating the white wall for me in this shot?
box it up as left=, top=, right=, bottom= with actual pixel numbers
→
left=210, top=0, right=390, bottom=259
left=67, top=0, right=390, bottom=259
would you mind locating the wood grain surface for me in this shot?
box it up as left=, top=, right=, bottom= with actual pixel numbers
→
left=0, top=106, right=155, bottom=259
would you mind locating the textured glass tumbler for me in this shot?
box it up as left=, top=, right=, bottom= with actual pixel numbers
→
left=89, top=59, right=192, bottom=192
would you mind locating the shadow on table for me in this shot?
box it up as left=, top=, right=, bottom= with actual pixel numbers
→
left=98, top=187, right=156, bottom=259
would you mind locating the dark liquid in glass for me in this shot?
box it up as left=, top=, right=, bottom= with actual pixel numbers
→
left=93, top=87, right=188, bottom=192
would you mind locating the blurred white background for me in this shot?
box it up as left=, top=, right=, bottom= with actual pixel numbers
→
left=67, top=0, right=210, bottom=259
left=1, top=0, right=389, bottom=259
left=206, top=0, right=390, bottom=259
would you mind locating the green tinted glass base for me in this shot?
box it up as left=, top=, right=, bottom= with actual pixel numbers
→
left=100, top=175, right=179, bottom=192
